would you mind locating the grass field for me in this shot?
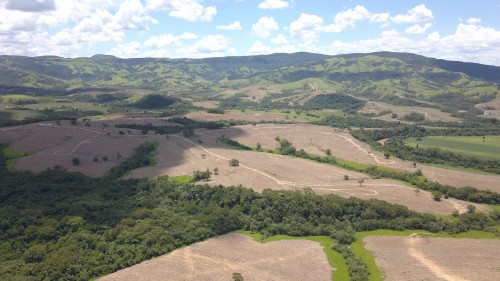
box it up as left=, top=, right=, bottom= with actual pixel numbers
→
left=405, top=135, right=500, bottom=161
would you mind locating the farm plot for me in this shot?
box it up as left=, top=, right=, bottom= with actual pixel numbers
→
left=183, top=111, right=292, bottom=123
left=99, top=233, right=331, bottom=281
left=211, top=124, right=500, bottom=193
left=364, top=235, right=500, bottom=281
left=359, top=100, right=458, bottom=122
left=0, top=121, right=148, bottom=177
left=128, top=130, right=484, bottom=215
left=405, top=135, right=500, bottom=161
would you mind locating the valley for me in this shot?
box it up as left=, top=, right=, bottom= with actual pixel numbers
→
left=1, top=52, right=499, bottom=281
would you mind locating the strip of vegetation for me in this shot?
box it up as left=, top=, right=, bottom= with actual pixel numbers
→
left=220, top=137, right=500, bottom=204
left=0, top=159, right=497, bottom=280
left=351, top=126, right=500, bottom=174
left=105, top=141, right=158, bottom=179
left=2, top=145, right=35, bottom=172
left=236, top=231, right=348, bottom=281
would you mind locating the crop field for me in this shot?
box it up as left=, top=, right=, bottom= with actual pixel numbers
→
left=405, top=135, right=500, bottom=161
left=364, top=235, right=500, bottom=281
left=213, top=124, right=500, bottom=192
left=99, top=233, right=331, bottom=281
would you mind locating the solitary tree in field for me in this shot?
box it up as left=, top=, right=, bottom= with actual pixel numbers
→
left=384, top=152, right=390, bottom=159
left=344, top=175, right=349, bottom=180
left=482, top=136, right=485, bottom=142
left=229, top=159, right=239, bottom=166
left=71, top=158, right=80, bottom=166
left=326, top=148, right=332, bottom=155
left=358, top=179, right=364, bottom=187
left=467, top=204, right=476, bottom=213
left=232, top=273, right=244, bottom=281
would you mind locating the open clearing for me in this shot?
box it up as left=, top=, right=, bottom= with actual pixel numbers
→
left=405, top=135, right=500, bottom=161
left=360, top=100, right=458, bottom=122
left=364, top=235, right=500, bottom=281
left=0, top=121, right=489, bottom=214
left=214, top=124, right=500, bottom=193
left=127, top=128, right=485, bottom=215
left=0, top=121, right=147, bottom=177
left=183, top=111, right=292, bottom=123
left=99, top=233, right=331, bottom=281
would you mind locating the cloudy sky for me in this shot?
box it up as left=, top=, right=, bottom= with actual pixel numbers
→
left=1, top=0, right=500, bottom=65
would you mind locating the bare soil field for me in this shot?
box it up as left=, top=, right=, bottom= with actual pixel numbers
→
left=85, top=114, right=177, bottom=127
left=218, top=86, right=281, bottom=102
left=360, top=100, right=459, bottom=122
left=99, top=233, right=331, bottom=281
left=128, top=129, right=484, bottom=215
left=364, top=235, right=500, bottom=281
left=0, top=122, right=491, bottom=214
left=213, top=124, right=500, bottom=193
left=183, top=111, right=291, bottom=122
left=476, top=96, right=500, bottom=120
left=0, top=121, right=148, bottom=177
left=192, top=101, right=220, bottom=108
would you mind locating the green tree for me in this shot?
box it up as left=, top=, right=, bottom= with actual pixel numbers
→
left=71, top=157, right=80, bottom=166
left=233, top=273, right=244, bottom=281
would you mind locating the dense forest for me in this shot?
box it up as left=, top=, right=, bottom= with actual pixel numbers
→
left=1, top=142, right=498, bottom=280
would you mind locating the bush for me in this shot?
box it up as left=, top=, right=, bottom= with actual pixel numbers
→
left=71, top=158, right=80, bottom=166
left=229, top=159, right=239, bottom=166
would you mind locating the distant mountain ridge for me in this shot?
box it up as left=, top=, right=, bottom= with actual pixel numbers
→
left=0, top=52, right=498, bottom=99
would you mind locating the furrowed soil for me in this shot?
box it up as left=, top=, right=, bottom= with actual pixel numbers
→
left=364, top=235, right=500, bottom=281
left=99, top=233, right=331, bottom=281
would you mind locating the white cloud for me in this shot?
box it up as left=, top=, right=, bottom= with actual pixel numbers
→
left=216, top=21, right=242, bottom=30
left=248, top=40, right=296, bottom=55
left=328, top=21, right=500, bottom=65
left=392, top=4, right=433, bottom=23
left=144, top=34, right=181, bottom=48
left=252, top=17, right=278, bottom=38
left=5, top=0, right=56, bottom=12
left=257, top=0, right=289, bottom=10
left=467, top=18, right=481, bottom=25
left=290, top=13, right=324, bottom=41
left=106, top=41, right=142, bottom=57
left=146, top=0, right=217, bottom=22
left=271, top=33, right=288, bottom=44
left=406, top=23, right=432, bottom=35
left=321, top=6, right=390, bottom=34
left=180, top=32, right=198, bottom=39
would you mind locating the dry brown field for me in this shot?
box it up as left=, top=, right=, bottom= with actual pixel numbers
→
left=476, top=95, right=500, bottom=119
left=127, top=128, right=485, bottom=215
left=360, top=100, right=459, bottom=122
left=184, top=111, right=291, bottom=122
left=0, top=121, right=492, bottom=214
left=192, top=101, right=220, bottom=108
left=0, top=121, right=148, bottom=177
left=218, top=85, right=281, bottom=102
left=99, top=233, right=331, bottom=281
left=214, top=124, right=500, bottom=193
left=364, top=235, right=500, bottom=281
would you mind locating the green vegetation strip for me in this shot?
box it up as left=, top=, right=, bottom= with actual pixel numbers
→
left=236, top=230, right=348, bottom=281
left=405, top=135, right=500, bottom=161
left=351, top=229, right=498, bottom=281
left=2, top=145, right=35, bottom=172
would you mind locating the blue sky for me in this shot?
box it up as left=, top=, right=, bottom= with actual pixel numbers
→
left=1, top=0, right=500, bottom=65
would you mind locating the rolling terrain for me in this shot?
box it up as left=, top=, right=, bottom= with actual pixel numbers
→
left=1, top=52, right=499, bottom=281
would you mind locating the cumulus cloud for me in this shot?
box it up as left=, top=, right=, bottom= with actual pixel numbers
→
left=248, top=40, right=296, bottom=55
left=5, top=0, right=55, bottom=12
left=146, top=0, right=217, bottom=22
left=144, top=34, right=181, bottom=48
left=106, top=41, right=142, bottom=58
left=216, top=21, right=242, bottom=30
left=467, top=18, right=481, bottom=25
left=392, top=4, right=433, bottom=23
left=406, top=23, right=432, bottom=35
left=252, top=16, right=278, bottom=38
left=257, top=0, right=289, bottom=10
left=290, top=13, right=324, bottom=41
left=328, top=21, right=500, bottom=65
left=271, top=33, right=288, bottom=44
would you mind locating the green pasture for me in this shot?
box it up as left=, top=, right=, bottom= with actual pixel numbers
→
left=405, top=135, right=500, bottom=161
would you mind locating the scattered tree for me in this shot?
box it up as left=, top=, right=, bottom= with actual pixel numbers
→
left=432, top=191, right=443, bottom=201
left=193, top=169, right=212, bottom=181
left=229, top=159, right=240, bottom=166
left=358, top=179, right=364, bottom=187
left=326, top=148, right=332, bottom=155
left=102, top=156, right=108, bottom=161
left=384, top=152, right=390, bottom=159
left=467, top=204, right=476, bottom=213
left=93, top=157, right=99, bottom=162
left=214, top=167, right=219, bottom=175
left=71, top=158, right=80, bottom=166
left=343, top=175, right=349, bottom=180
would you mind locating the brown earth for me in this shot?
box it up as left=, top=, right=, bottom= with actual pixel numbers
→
left=214, top=124, right=500, bottom=193
left=192, top=101, right=220, bottom=108
left=364, top=235, right=500, bottom=281
left=127, top=129, right=485, bottom=215
left=360, top=100, right=459, bottom=122
left=183, top=111, right=291, bottom=122
left=0, top=121, right=148, bottom=177
left=99, top=233, right=331, bottom=281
